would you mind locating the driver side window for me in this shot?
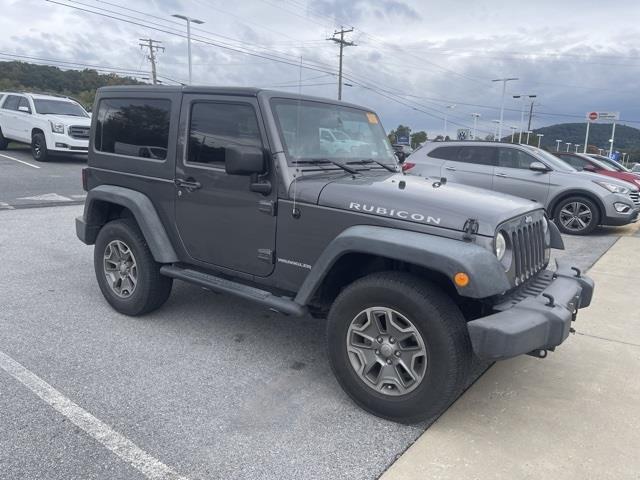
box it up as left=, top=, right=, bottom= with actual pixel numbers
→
left=497, top=148, right=538, bottom=169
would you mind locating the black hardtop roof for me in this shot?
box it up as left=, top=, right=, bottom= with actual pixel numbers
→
left=96, top=85, right=372, bottom=111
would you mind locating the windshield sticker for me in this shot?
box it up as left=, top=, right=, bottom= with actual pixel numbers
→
left=349, top=202, right=441, bottom=225
left=366, top=112, right=379, bottom=124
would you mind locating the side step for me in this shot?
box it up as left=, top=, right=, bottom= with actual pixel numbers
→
left=160, top=265, right=306, bottom=317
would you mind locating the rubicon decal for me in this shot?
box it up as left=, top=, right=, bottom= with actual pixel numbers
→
left=349, top=202, right=441, bottom=224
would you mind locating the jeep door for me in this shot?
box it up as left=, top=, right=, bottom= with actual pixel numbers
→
left=175, top=94, right=277, bottom=276
left=442, top=145, right=497, bottom=190
left=493, top=147, right=551, bottom=203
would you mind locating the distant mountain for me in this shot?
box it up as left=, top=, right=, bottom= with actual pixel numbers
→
left=532, top=122, right=640, bottom=151
left=0, top=61, right=142, bottom=108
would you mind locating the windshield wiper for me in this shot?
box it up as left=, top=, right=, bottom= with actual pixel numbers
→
left=291, top=158, right=359, bottom=175
left=347, top=159, right=397, bottom=172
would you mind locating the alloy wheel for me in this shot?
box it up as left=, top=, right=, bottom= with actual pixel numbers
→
left=559, top=201, right=593, bottom=232
left=346, top=307, right=427, bottom=396
left=103, top=240, right=138, bottom=298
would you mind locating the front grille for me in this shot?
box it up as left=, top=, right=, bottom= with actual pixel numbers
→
left=630, top=191, right=640, bottom=207
left=510, top=218, right=546, bottom=285
left=68, top=125, right=90, bottom=139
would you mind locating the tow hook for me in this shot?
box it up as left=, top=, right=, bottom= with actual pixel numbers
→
left=571, top=266, right=581, bottom=278
left=542, top=293, right=555, bottom=307
left=527, top=349, right=548, bottom=359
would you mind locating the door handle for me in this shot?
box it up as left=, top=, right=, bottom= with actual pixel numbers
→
left=444, top=166, right=456, bottom=171
left=495, top=172, right=507, bottom=177
left=175, top=178, right=202, bottom=191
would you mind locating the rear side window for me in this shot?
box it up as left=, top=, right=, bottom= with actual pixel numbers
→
left=456, top=146, right=496, bottom=166
left=497, top=148, right=539, bottom=169
left=94, top=98, right=171, bottom=160
left=427, top=146, right=460, bottom=160
left=2, top=95, right=20, bottom=111
left=187, top=102, right=262, bottom=167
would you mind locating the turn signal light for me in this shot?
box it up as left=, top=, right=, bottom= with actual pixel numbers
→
left=402, top=162, right=415, bottom=172
left=454, top=272, right=470, bottom=287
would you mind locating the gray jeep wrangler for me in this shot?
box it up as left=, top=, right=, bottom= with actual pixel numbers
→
left=76, top=86, right=594, bottom=423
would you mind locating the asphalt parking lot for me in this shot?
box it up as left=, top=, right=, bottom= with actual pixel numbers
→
left=0, top=144, right=86, bottom=209
left=0, top=157, right=636, bottom=479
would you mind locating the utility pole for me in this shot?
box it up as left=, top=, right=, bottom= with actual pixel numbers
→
left=139, top=38, right=164, bottom=85
left=609, top=121, right=617, bottom=158
left=492, top=77, right=518, bottom=141
left=513, top=94, right=536, bottom=143
left=327, top=27, right=356, bottom=100
left=527, top=99, right=536, bottom=132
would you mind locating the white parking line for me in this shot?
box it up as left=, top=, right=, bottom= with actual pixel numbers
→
left=0, top=350, right=189, bottom=480
left=0, top=152, right=41, bottom=169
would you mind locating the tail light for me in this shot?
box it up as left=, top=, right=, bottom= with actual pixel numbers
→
left=82, top=167, right=88, bottom=191
left=402, top=162, right=415, bottom=172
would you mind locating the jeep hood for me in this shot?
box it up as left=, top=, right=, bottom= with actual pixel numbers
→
left=292, top=172, right=542, bottom=236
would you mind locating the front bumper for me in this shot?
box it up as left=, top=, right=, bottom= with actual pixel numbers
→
left=467, top=260, right=594, bottom=361
left=603, top=207, right=640, bottom=226
left=48, top=132, right=89, bottom=153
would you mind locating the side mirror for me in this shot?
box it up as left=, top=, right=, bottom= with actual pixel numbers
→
left=529, top=161, right=550, bottom=173
left=225, top=146, right=266, bottom=176
left=395, top=150, right=407, bottom=163
left=18, top=106, right=30, bottom=113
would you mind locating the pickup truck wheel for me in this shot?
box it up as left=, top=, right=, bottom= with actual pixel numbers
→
left=94, top=219, right=173, bottom=316
left=0, top=129, right=8, bottom=150
left=554, top=196, right=599, bottom=235
left=326, top=271, right=472, bottom=424
left=31, top=133, right=49, bottom=162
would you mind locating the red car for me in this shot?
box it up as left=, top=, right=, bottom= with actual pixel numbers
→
left=553, top=152, right=640, bottom=189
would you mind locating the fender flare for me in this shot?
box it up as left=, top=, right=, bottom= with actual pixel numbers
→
left=294, top=225, right=511, bottom=304
left=79, top=185, right=178, bottom=263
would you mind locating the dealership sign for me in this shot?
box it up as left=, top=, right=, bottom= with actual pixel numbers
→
left=586, top=111, right=620, bottom=122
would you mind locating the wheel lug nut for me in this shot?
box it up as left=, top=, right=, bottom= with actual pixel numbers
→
left=386, top=359, right=392, bottom=364
left=375, top=350, right=380, bottom=355
left=377, top=337, right=383, bottom=343
left=389, top=337, right=395, bottom=344
left=395, top=351, right=401, bottom=357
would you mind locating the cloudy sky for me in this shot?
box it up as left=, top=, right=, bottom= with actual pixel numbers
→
left=2, top=0, right=639, bottom=138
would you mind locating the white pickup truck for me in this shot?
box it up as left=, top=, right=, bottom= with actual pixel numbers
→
left=0, top=92, right=91, bottom=161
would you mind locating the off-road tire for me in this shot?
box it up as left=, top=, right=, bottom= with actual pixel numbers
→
left=94, top=219, right=173, bottom=316
left=326, top=271, right=472, bottom=424
left=0, top=128, right=8, bottom=150
left=553, top=196, right=600, bottom=235
left=31, top=132, right=49, bottom=162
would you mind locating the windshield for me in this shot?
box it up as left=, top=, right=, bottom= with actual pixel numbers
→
left=34, top=99, right=88, bottom=117
left=527, top=147, right=577, bottom=172
left=595, top=155, right=630, bottom=172
left=271, top=98, right=396, bottom=167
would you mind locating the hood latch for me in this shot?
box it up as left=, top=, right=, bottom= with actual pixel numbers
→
left=463, top=218, right=479, bottom=241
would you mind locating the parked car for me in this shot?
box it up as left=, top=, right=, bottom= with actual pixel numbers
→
left=587, top=154, right=635, bottom=174
left=632, top=163, right=640, bottom=173
left=406, top=141, right=640, bottom=235
left=0, top=92, right=91, bottom=161
left=553, top=151, right=640, bottom=189
left=76, top=85, right=593, bottom=423
left=319, top=127, right=367, bottom=155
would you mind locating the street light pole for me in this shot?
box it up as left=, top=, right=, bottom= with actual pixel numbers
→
left=471, top=113, right=480, bottom=140
left=537, top=133, right=544, bottom=148
left=526, top=130, right=532, bottom=144
left=172, top=14, right=205, bottom=84
left=609, top=121, right=617, bottom=158
left=513, top=94, right=536, bottom=143
left=510, top=126, right=518, bottom=143
left=492, top=119, right=500, bottom=141
left=444, top=105, right=455, bottom=139
left=566, top=142, right=572, bottom=152
left=493, top=77, right=518, bottom=141
left=555, top=139, right=562, bottom=151
left=574, top=144, right=581, bottom=153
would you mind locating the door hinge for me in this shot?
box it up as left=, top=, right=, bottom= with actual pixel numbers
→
left=462, top=218, right=479, bottom=241
left=258, top=200, right=276, bottom=216
left=258, top=248, right=275, bottom=263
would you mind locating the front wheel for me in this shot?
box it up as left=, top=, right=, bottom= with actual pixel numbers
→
left=326, top=271, right=472, bottom=424
left=31, top=133, right=49, bottom=162
left=94, top=219, right=173, bottom=316
left=554, top=196, right=599, bottom=235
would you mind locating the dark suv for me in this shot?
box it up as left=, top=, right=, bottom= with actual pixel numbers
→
left=76, top=86, right=593, bottom=423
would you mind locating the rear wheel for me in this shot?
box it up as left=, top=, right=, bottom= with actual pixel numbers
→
left=554, top=196, right=599, bottom=235
left=94, top=219, right=173, bottom=316
left=31, top=132, right=49, bottom=162
left=326, top=271, right=472, bottom=424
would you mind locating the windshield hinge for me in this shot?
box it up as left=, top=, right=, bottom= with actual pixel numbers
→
left=463, top=218, right=479, bottom=241
left=258, top=199, right=277, bottom=216
left=258, top=248, right=275, bottom=263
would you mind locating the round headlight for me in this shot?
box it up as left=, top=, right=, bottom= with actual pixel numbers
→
left=495, top=232, right=506, bottom=261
